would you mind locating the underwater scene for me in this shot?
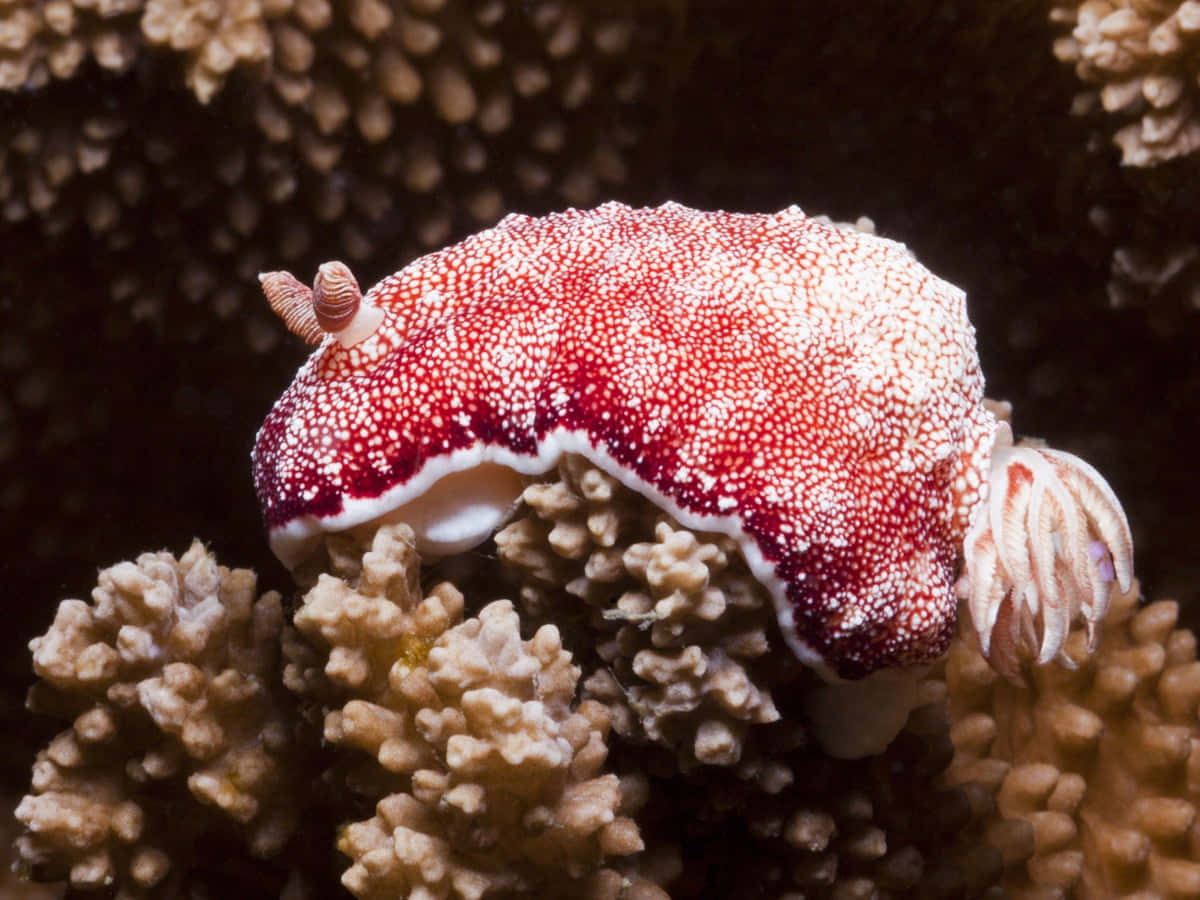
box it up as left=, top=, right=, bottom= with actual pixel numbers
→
left=2, top=1, right=1199, bottom=896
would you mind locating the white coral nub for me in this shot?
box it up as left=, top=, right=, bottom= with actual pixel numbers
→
left=959, top=422, right=1134, bottom=678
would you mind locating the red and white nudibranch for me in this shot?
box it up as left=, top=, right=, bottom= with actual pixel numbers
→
left=252, top=202, right=1132, bottom=681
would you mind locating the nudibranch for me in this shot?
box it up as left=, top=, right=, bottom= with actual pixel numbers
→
left=252, top=202, right=1132, bottom=682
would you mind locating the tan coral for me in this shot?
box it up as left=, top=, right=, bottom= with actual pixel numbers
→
left=1052, top=0, right=1200, bottom=166
left=1, top=1, right=664, bottom=354
left=131, top=0, right=650, bottom=208
left=0, top=0, right=141, bottom=91
left=14, top=540, right=303, bottom=894
left=0, top=109, right=127, bottom=233
left=1049, top=6, right=1200, bottom=324
left=140, top=0, right=272, bottom=103
left=492, top=456, right=1014, bottom=895
left=496, top=456, right=784, bottom=769
left=938, top=580, right=1200, bottom=896
left=286, top=522, right=648, bottom=898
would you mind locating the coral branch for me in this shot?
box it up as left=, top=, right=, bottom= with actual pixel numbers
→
left=14, top=541, right=307, bottom=893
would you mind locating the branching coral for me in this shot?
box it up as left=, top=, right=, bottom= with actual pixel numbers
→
left=635, top=700, right=1015, bottom=898
left=0, top=1, right=674, bottom=543
left=1052, top=0, right=1200, bottom=167
left=0, top=0, right=141, bottom=90
left=14, top=484, right=1200, bottom=896
left=0, top=1, right=671, bottom=632
left=1, top=0, right=663, bottom=310
left=1046, top=2, right=1200, bottom=329
left=490, top=458, right=1012, bottom=895
left=14, top=540, right=305, bottom=894
left=495, top=456, right=786, bottom=770
left=129, top=0, right=655, bottom=247
left=281, top=502, right=1007, bottom=897
left=941, top=581, right=1200, bottom=895
left=285, top=522, right=651, bottom=898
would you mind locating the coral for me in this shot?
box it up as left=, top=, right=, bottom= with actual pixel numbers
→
left=285, top=522, right=650, bottom=898
left=0, top=792, right=59, bottom=899
left=496, top=456, right=786, bottom=770
left=494, top=455, right=1010, bottom=896
left=942, top=581, right=1200, bottom=895
left=14, top=473, right=1200, bottom=897
left=1050, top=2, right=1200, bottom=325
left=139, top=0, right=275, bottom=104
left=14, top=540, right=304, bottom=894
left=1, top=0, right=664, bottom=326
left=1093, top=174, right=1200, bottom=331
left=0, top=0, right=670, bottom=627
left=639, top=701, right=1011, bottom=898
left=1052, top=0, right=1200, bottom=167
left=0, top=0, right=141, bottom=91
left=1108, top=239, right=1200, bottom=314
left=131, top=0, right=653, bottom=201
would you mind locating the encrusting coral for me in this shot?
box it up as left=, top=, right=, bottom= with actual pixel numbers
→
left=14, top=540, right=305, bottom=895
left=284, top=521, right=652, bottom=898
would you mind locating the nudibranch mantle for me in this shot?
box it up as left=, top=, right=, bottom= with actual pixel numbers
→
left=253, top=201, right=1130, bottom=681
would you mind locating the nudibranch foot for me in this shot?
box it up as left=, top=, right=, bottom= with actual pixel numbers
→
left=958, top=422, right=1134, bottom=680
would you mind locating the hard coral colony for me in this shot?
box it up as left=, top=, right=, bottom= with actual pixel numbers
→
left=253, top=201, right=1133, bottom=686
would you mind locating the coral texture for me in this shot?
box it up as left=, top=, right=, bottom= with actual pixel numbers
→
left=13, top=481, right=1200, bottom=897
left=0, top=0, right=141, bottom=90
left=1, top=0, right=661, bottom=341
left=943, top=581, right=1200, bottom=895
left=14, top=540, right=302, bottom=894
left=0, top=0, right=668, bottom=671
left=496, top=455, right=786, bottom=770
left=1050, top=2, right=1200, bottom=323
left=1052, top=0, right=1200, bottom=166
left=498, top=459, right=1010, bottom=895
left=285, top=522, right=649, bottom=898
left=639, top=702, right=1012, bottom=898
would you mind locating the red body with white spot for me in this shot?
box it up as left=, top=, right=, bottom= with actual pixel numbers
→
left=253, top=202, right=997, bottom=679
